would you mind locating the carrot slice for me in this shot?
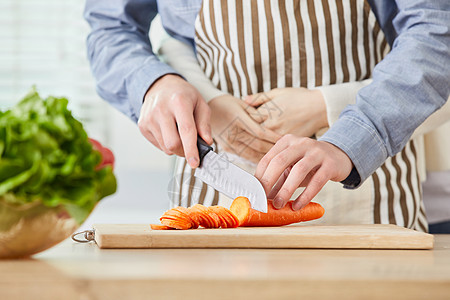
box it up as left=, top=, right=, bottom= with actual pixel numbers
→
left=230, top=196, right=325, bottom=227
left=161, top=218, right=192, bottom=230
left=210, top=206, right=229, bottom=228
left=150, top=224, right=173, bottom=230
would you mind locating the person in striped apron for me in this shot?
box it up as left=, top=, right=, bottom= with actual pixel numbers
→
left=158, top=0, right=448, bottom=232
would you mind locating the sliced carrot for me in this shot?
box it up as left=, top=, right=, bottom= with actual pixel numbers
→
left=230, top=196, right=325, bottom=227
left=190, top=204, right=211, bottom=228
left=150, top=224, right=173, bottom=230
left=161, top=218, right=192, bottom=230
left=210, top=206, right=229, bottom=228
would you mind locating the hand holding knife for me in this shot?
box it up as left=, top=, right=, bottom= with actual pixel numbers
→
left=194, top=137, right=268, bottom=213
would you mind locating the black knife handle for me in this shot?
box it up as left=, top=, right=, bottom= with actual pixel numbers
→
left=197, top=136, right=213, bottom=163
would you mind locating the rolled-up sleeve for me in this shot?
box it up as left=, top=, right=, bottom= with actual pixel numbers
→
left=319, top=0, right=450, bottom=188
left=84, top=0, right=178, bottom=122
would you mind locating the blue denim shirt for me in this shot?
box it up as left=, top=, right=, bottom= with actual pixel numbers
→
left=84, top=0, right=450, bottom=188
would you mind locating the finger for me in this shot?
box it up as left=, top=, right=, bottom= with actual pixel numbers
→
left=243, top=103, right=267, bottom=123
left=160, top=116, right=183, bottom=156
left=194, top=99, right=213, bottom=145
left=243, top=91, right=272, bottom=107
left=139, top=126, right=163, bottom=152
left=244, top=115, right=281, bottom=143
left=292, top=167, right=329, bottom=211
left=152, top=122, right=173, bottom=155
left=255, top=135, right=294, bottom=179
left=268, top=167, right=291, bottom=199
left=259, top=146, right=306, bottom=196
left=174, top=103, right=200, bottom=169
left=272, top=155, right=321, bottom=209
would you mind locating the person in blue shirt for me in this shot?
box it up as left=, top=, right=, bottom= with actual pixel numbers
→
left=84, top=1, right=450, bottom=213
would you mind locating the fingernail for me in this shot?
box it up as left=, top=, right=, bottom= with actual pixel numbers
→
left=292, top=201, right=303, bottom=211
left=273, top=196, right=283, bottom=209
left=188, top=157, right=199, bottom=168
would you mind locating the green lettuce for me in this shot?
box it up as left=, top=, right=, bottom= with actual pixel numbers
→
left=0, top=88, right=117, bottom=224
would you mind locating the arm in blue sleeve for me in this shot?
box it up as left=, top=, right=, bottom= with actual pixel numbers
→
left=84, top=0, right=178, bottom=122
left=319, top=0, right=450, bottom=188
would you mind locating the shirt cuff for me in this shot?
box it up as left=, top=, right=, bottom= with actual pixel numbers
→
left=127, top=59, right=180, bottom=122
left=318, top=116, right=388, bottom=189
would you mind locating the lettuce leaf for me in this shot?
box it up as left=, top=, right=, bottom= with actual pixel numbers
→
left=0, top=88, right=117, bottom=224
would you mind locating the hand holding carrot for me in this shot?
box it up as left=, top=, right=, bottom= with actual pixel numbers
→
left=255, top=134, right=353, bottom=210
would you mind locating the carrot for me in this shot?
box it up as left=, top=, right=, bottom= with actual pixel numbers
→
left=150, top=198, right=324, bottom=229
left=150, top=224, right=173, bottom=230
left=229, top=196, right=325, bottom=227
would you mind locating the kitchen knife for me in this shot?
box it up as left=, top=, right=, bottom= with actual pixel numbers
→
left=194, top=137, right=268, bottom=213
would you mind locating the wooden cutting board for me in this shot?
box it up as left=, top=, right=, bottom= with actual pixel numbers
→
left=92, top=224, right=434, bottom=250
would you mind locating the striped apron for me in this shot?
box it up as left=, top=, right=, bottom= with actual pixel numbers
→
left=170, top=0, right=428, bottom=232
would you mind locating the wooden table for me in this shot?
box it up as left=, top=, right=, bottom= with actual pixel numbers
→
left=1, top=235, right=449, bottom=300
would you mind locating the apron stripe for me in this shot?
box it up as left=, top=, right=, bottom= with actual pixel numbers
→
left=367, top=12, right=377, bottom=71
left=196, top=27, right=218, bottom=84
left=314, top=1, right=330, bottom=86
left=362, top=2, right=372, bottom=78
left=386, top=155, right=405, bottom=227
left=204, top=1, right=227, bottom=92
left=243, top=1, right=260, bottom=95
left=198, top=4, right=222, bottom=90
left=380, top=164, right=396, bottom=225
left=335, top=0, right=350, bottom=83
left=250, top=1, right=264, bottom=93
left=350, top=0, right=362, bottom=81
left=271, top=0, right=287, bottom=88
left=410, top=141, right=425, bottom=227
left=299, top=0, right=316, bottom=87
left=178, top=159, right=187, bottom=207
left=210, top=1, right=234, bottom=95
left=235, top=0, right=251, bottom=95
left=292, top=0, right=308, bottom=87
left=401, top=142, right=417, bottom=227
left=417, top=202, right=428, bottom=232
left=307, top=0, right=322, bottom=87
left=196, top=42, right=213, bottom=80
left=256, top=1, right=271, bottom=92
left=227, top=0, right=248, bottom=97
left=187, top=171, right=196, bottom=208
left=391, top=155, right=409, bottom=228
left=342, top=1, right=356, bottom=82
left=279, top=0, right=292, bottom=87
left=372, top=171, right=382, bottom=224
left=198, top=182, right=207, bottom=205
left=327, top=0, right=344, bottom=84
left=322, top=0, right=337, bottom=85
left=372, top=21, right=381, bottom=66
left=263, top=0, right=278, bottom=90
left=212, top=190, right=219, bottom=206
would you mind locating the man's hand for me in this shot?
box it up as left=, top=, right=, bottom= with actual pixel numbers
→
left=138, top=74, right=212, bottom=168
left=244, top=88, right=328, bottom=137
left=255, top=134, right=353, bottom=210
left=209, top=94, right=281, bottom=163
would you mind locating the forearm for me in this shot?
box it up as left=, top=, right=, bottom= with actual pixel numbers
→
left=158, top=36, right=226, bottom=102
left=320, top=0, right=450, bottom=188
left=84, top=0, right=177, bottom=122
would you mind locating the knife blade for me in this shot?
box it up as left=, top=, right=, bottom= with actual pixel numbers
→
left=194, top=137, right=268, bottom=213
